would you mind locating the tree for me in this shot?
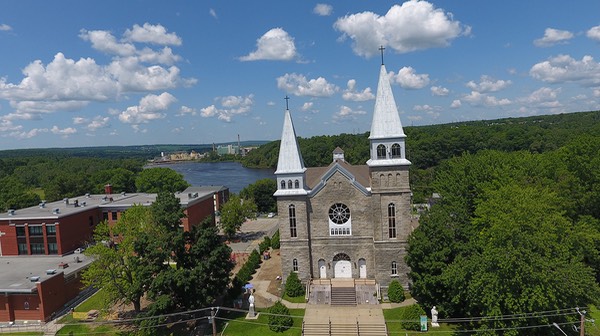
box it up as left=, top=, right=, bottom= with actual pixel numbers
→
left=82, top=205, right=165, bottom=312
left=135, top=167, right=190, bottom=193
left=151, top=191, right=186, bottom=231
left=220, top=195, right=257, bottom=239
left=400, top=304, right=426, bottom=331
left=268, top=301, right=293, bottom=332
left=387, top=280, right=405, bottom=303
left=285, top=271, right=305, bottom=298
left=240, top=178, right=277, bottom=213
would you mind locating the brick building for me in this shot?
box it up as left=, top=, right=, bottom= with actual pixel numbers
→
left=274, top=60, right=417, bottom=295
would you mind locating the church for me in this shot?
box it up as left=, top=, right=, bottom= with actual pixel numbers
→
left=274, top=55, right=417, bottom=297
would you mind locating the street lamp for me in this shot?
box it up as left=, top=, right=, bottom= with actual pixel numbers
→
left=552, top=322, right=568, bottom=336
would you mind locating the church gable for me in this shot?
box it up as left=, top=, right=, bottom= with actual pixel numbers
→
left=308, top=162, right=370, bottom=197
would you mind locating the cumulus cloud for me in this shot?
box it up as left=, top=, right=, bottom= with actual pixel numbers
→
left=588, top=25, right=600, bottom=41
left=277, top=73, right=338, bottom=97
left=413, top=104, right=441, bottom=118
left=431, top=86, right=449, bottom=96
left=73, top=117, right=87, bottom=124
left=123, top=23, right=182, bottom=46
left=534, top=28, right=574, bottom=47
left=342, top=79, right=375, bottom=101
left=334, top=1, right=469, bottom=57
left=177, top=105, right=197, bottom=116
left=301, top=102, right=314, bottom=111
left=463, top=91, right=511, bottom=107
left=333, top=105, right=366, bottom=122
left=118, top=92, right=176, bottom=124
left=392, top=67, right=430, bottom=89
left=466, top=75, right=512, bottom=93
left=518, top=87, right=562, bottom=108
left=240, top=28, right=297, bottom=61
left=530, top=54, right=600, bottom=86
left=0, top=24, right=12, bottom=31
left=200, top=94, right=254, bottom=122
left=51, top=126, right=77, bottom=137
left=314, top=4, right=333, bottom=16
left=450, top=99, right=462, bottom=108
left=209, top=9, right=218, bottom=19
left=9, top=128, right=48, bottom=140
left=79, top=29, right=136, bottom=56
left=87, top=115, right=110, bottom=131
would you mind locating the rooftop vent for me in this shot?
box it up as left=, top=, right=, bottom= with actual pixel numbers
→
left=74, top=200, right=79, bottom=207
left=63, top=198, right=69, bottom=205
left=52, top=208, right=60, bottom=215
left=46, top=269, right=57, bottom=275
left=121, top=192, right=126, bottom=196
left=8, top=209, right=15, bottom=216
left=102, top=196, right=108, bottom=201
left=85, top=193, right=90, bottom=198
left=81, top=201, right=87, bottom=207
left=39, top=201, right=47, bottom=208
left=29, top=276, right=40, bottom=282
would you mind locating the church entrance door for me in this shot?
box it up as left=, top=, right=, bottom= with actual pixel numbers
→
left=333, top=253, right=352, bottom=278
left=318, top=259, right=326, bottom=279
left=358, top=258, right=366, bottom=278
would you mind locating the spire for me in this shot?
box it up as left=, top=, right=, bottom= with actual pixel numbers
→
left=275, top=106, right=306, bottom=175
left=369, top=64, right=406, bottom=140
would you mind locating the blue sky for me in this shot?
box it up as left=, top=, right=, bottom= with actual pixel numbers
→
left=1, top=1, right=600, bottom=150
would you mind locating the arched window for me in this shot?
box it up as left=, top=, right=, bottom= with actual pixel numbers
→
left=391, top=143, right=401, bottom=158
left=288, top=180, right=293, bottom=189
left=281, top=180, right=286, bottom=189
left=376, top=144, right=386, bottom=159
left=388, top=203, right=397, bottom=238
left=391, top=261, right=398, bottom=276
left=24, top=301, right=29, bottom=310
left=293, top=258, right=299, bottom=272
left=294, top=180, right=300, bottom=188
left=289, top=205, right=297, bottom=238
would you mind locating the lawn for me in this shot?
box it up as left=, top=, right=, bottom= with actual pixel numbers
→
left=384, top=306, right=455, bottom=335
left=219, top=308, right=305, bottom=336
left=588, top=305, right=600, bottom=336
left=56, top=324, right=123, bottom=336
left=0, top=333, right=43, bottom=336
left=283, top=294, right=306, bottom=303
left=75, top=289, right=110, bottom=313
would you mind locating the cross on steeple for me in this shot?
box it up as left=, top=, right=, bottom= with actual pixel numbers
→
left=284, top=95, right=290, bottom=110
left=379, top=45, right=385, bottom=65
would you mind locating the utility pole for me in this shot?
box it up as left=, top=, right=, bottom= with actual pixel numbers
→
left=580, top=311, right=585, bottom=336
left=211, top=307, right=217, bottom=336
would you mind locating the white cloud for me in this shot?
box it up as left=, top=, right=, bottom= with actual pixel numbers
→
left=177, top=105, right=197, bottom=116
left=108, top=57, right=195, bottom=91
left=51, top=125, right=77, bottom=136
left=594, top=88, right=600, bottom=97
left=466, top=75, right=512, bottom=93
left=73, top=117, right=87, bottom=124
left=0, top=24, right=13, bottom=31
left=334, top=1, right=469, bottom=57
left=530, top=54, right=600, bottom=86
left=534, top=28, right=574, bottom=47
left=240, top=28, right=297, bottom=61
left=463, top=91, right=511, bottom=107
left=314, top=4, right=333, bottom=16
left=123, top=23, right=182, bottom=46
left=301, top=102, right=314, bottom=111
left=587, top=25, right=600, bottom=41
left=209, top=9, right=218, bottom=19
left=9, top=100, right=89, bottom=116
left=87, top=116, right=110, bottom=131
left=0, top=119, right=22, bottom=132
left=414, top=104, right=441, bottom=118
left=277, top=73, right=338, bottom=97
left=136, top=47, right=182, bottom=65
left=79, top=29, right=136, bottom=56
left=450, top=99, right=462, bottom=108
left=200, top=94, right=254, bottom=122
left=392, top=67, right=429, bottom=89
left=431, top=86, right=449, bottom=96
left=342, top=79, right=375, bottom=101
left=518, top=87, right=562, bottom=108
left=333, top=105, right=366, bottom=121
left=9, top=128, right=48, bottom=140
left=118, top=92, right=176, bottom=124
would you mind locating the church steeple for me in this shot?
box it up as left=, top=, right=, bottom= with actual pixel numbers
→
left=367, top=51, right=410, bottom=167
left=274, top=99, right=308, bottom=196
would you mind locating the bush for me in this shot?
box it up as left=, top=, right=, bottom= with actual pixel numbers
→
left=268, top=301, right=293, bottom=332
left=271, top=230, right=280, bottom=249
left=285, top=271, right=305, bottom=298
left=259, top=236, right=271, bottom=254
left=400, top=304, right=426, bottom=331
left=387, top=280, right=405, bottom=303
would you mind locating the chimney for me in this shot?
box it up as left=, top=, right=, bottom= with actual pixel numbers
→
left=105, top=184, right=112, bottom=195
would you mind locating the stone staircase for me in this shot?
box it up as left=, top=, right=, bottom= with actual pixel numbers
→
left=330, top=286, right=357, bottom=306
left=302, top=322, right=387, bottom=336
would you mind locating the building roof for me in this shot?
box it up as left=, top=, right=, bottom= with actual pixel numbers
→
left=275, top=109, right=306, bottom=175
left=306, top=160, right=370, bottom=190
left=0, top=255, right=92, bottom=293
left=369, top=64, right=406, bottom=140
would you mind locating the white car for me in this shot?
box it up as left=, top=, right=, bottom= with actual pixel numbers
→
left=267, top=212, right=275, bottom=218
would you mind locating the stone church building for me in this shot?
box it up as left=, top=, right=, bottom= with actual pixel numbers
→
left=274, top=58, right=417, bottom=295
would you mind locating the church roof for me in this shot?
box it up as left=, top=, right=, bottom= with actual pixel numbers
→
left=306, top=160, right=370, bottom=190
left=333, top=147, right=344, bottom=154
left=369, top=64, right=406, bottom=140
left=275, top=109, right=306, bottom=175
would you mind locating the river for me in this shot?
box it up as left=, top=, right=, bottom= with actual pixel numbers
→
left=165, top=161, right=275, bottom=194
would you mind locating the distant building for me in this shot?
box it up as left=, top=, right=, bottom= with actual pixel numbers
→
left=216, top=144, right=240, bottom=156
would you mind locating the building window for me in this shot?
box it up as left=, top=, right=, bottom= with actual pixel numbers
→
left=16, top=226, right=26, bottom=237
left=28, top=226, right=43, bottom=236
left=24, top=302, right=29, bottom=310
left=89, top=216, right=94, bottom=227
left=289, top=205, right=297, bottom=238
left=377, top=144, right=386, bottom=159
left=388, top=203, right=397, bottom=238
left=103, top=212, right=109, bottom=221
left=30, top=243, right=45, bottom=255
left=391, top=143, right=401, bottom=158
left=329, top=203, right=350, bottom=224
left=391, top=261, right=398, bottom=276
left=288, top=180, right=293, bottom=189
left=111, top=211, right=118, bottom=221
left=46, top=225, right=56, bottom=236
left=281, top=180, right=286, bottom=189
left=292, top=259, right=298, bottom=272
left=18, top=243, right=28, bottom=255
left=47, top=243, right=58, bottom=254
left=294, top=180, right=300, bottom=188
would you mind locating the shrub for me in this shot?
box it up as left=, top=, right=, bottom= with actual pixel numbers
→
left=400, top=304, right=426, bottom=331
left=268, top=301, right=293, bottom=332
left=285, top=271, right=305, bottom=297
left=259, top=236, right=271, bottom=254
left=271, top=230, right=280, bottom=249
left=387, top=280, right=405, bottom=303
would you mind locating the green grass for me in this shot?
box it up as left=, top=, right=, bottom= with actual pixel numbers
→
left=75, top=289, right=110, bottom=313
left=57, top=324, right=123, bottom=336
left=384, top=306, right=455, bottom=335
left=588, top=305, right=600, bottom=336
left=0, top=333, right=43, bottom=336
left=282, top=294, right=306, bottom=303
left=220, top=308, right=305, bottom=336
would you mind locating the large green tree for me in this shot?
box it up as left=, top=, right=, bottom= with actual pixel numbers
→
left=220, top=194, right=257, bottom=239
left=135, top=167, right=190, bottom=193
left=240, top=178, right=277, bottom=213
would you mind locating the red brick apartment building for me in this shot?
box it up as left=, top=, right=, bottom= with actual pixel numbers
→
left=0, top=186, right=227, bottom=322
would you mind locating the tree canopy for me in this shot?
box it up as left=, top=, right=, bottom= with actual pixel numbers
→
left=220, top=194, right=257, bottom=239
left=135, top=167, right=190, bottom=193
left=240, top=178, right=277, bottom=213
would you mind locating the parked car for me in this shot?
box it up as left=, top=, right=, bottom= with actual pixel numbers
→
left=267, top=212, right=275, bottom=218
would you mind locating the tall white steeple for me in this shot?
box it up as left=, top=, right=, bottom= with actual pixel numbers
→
left=274, top=98, right=308, bottom=196
left=367, top=47, right=411, bottom=167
